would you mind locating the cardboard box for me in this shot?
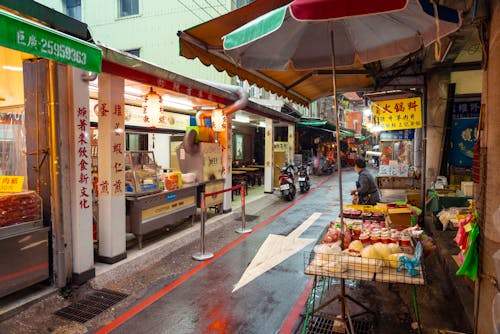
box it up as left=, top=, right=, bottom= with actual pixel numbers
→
left=387, top=207, right=412, bottom=229
left=406, top=190, right=422, bottom=208
left=461, top=181, right=474, bottom=197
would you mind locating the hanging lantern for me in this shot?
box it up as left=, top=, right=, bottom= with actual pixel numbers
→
left=143, top=87, right=163, bottom=148
left=211, top=109, right=226, bottom=132
left=143, top=87, right=163, bottom=128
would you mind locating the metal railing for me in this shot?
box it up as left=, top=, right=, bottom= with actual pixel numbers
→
left=192, top=181, right=252, bottom=261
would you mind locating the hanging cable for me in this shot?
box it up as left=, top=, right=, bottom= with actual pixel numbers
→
left=214, top=0, right=229, bottom=11
left=431, top=0, right=443, bottom=61
left=192, top=0, right=214, bottom=19
left=203, top=0, right=223, bottom=16
left=176, top=0, right=204, bottom=22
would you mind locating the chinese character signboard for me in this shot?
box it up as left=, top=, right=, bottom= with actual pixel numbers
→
left=372, top=97, right=422, bottom=131
left=452, top=101, right=480, bottom=119
left=380, top=129, right=415, bottom=141
left=0, top=176, right=24, bottom=193
left=273, top=142, right=288, bottom=152
left=75, top=106, right=92, bottom=210
left=111, top=103, right=125, bottom=195
left=0, top=9, right=101, bottom=72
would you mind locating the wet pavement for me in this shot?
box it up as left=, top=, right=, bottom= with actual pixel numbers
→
left=0, top=169, right=472, bottom=334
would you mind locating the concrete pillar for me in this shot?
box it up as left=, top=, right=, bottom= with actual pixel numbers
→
left=288, top=124, right=295, bottom=165
left=425, top=72, right=450, bottom=189
left=264, top=118, right=274, bottom=193
left=69, top=68, right=95, bottom=283
left=97, top=74, right=126, bottom=263
left=477, top=2, right=500, bottom=333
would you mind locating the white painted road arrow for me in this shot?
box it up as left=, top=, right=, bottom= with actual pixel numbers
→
left=232, top=212, right=322, bottom=292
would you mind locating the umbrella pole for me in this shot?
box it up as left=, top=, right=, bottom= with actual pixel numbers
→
left=329, top=26, right=349, bottom=329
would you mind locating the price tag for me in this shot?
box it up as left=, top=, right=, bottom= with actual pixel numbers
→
left=0, top=176, right=24, bottom=193
left=464, top=223, right=473, bottom=233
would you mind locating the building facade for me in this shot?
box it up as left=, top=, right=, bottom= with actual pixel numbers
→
left=36, top=0, right=233, bottom=84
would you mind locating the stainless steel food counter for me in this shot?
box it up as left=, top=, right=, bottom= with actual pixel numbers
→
left=0, top=221, right=49, bottom=298
left=126, top=184, right=198, bottom=249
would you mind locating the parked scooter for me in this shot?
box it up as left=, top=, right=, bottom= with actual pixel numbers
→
left=297, top=163, right=311, bottom=193
left=320, top=160, right=336, bottom=175
left=278, top=164, right=296, bottom=201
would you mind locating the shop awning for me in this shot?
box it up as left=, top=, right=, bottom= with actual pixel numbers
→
left=0, top=9, right=102, bottom=72
left=177, top=0, right=373, bottom=106
left=297, top=119, right=354, bottom=138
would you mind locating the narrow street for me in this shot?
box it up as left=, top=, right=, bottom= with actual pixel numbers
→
left=99, top=172, right=348, bottom=334
left=0, top=169, right=472, bottom=334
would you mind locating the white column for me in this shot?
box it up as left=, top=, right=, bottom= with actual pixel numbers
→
left=264, top=118, right=274, bottom=193
left=288, top=123, right=295, bottom=165
left=69, top=68, right=94, bottom=277
left=97, top=74, right=126, bottom=263
left=223, top=117, right=233, bottom=211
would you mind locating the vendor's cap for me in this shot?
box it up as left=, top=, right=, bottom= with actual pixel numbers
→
left=355, top=158, right=366, bottom=169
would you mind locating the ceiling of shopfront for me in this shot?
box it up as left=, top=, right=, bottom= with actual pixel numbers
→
left=88, top=78, right=220, bottom=114
left=88, top=79, right=281, bottom=128
left=0, top=47, right=31, bottom=110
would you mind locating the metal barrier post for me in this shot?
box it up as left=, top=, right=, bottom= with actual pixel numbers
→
left=192, top=192, right=214, bottom=260
left=236, top=182, right=252, bottom=234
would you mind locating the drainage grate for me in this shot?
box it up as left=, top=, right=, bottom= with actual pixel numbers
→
left=305, top=312, right=375, bottom=334
left=55, top=289, right=128, bottom=323
left=235, top=215, right=259, bottom=222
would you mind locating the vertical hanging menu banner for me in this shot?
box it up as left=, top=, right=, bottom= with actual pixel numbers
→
left=75, top=106, right=92, bottom=211
left=111, top=103, right=125, bottom=195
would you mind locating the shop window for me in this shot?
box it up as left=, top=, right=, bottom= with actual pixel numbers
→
left=235, top=0, right=254, bottom=9
left=119, top=0, right=139, bottom=17
left=126, top=132, right=148, bottom=151
left=65, top=0, right=82, bottom=20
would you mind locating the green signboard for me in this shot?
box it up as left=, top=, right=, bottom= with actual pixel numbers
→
left=0, top=9, right=101, bottom=72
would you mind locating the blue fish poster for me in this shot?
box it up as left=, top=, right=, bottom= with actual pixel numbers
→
left=449, top=118, right=478, bottom=167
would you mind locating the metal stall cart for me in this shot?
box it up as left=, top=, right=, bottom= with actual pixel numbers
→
left=0, top=191, right=48, bottom=298
left=125, top=151, right=197, bottom=249
left=176, top=142, right=225, bottom=213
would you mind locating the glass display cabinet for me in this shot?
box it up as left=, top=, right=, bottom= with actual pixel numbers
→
left=125, top=151, right=160, bottom=196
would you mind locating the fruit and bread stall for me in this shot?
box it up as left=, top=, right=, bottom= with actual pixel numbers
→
left=304, top=203, right=431, bottom=285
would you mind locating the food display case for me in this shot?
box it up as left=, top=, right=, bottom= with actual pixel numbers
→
left=125, top=151, right=161, bottom=196
left=124, top=151, right=197, bottom=249
left=0, top=191, right=49, bottom=298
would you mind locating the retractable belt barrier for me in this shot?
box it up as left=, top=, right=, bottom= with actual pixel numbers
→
left=192, top=181, right=252, bottom=261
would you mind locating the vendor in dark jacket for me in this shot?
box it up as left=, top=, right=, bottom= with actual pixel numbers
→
left=350, top=158, right=381, bottom=205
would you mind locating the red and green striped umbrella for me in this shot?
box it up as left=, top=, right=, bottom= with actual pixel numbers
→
left=223, top=0, right=461, bottom=70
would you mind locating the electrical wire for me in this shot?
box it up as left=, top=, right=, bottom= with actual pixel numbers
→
left=214, top=0, right=229, bottom=11
left=176, top=0, right=204, bottom=22
left=203, top=0, right=223, bottom=16
left=192, top=0, right=214, bottom=19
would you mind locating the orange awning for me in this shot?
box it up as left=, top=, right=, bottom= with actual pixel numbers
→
left=178, top=0, right=374, bottom=106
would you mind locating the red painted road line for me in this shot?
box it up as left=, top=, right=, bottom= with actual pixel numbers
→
left=0, top=262, right=48, bottom=282
left=96, top=174, right=337, bottom=334
left=279, top=277, right=314, bottom=334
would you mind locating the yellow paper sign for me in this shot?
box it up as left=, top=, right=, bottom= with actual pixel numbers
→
left=0, top=176, right=25, bottom=193
left=372, top=97, right=422, bottom=131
